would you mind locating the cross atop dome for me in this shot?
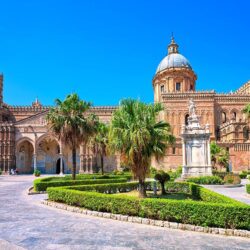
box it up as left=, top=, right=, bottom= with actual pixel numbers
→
left=168, top=34, right=179, bottom=54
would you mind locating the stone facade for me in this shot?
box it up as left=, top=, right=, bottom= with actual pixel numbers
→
left=152, top=37, right=250, bottom=172
left=0, top=75, right=119, bottom=174
left=1, top=36, right=250, bottom=174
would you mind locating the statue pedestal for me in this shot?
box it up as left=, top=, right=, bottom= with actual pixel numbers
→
left=181, top=100, right=212, bottom=179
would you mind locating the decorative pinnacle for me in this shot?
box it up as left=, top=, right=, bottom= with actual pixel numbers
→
left=168, top=33, right=179, bottom=54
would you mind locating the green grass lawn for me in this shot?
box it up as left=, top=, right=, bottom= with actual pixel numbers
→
left=114, top=190, right=195, bottom=200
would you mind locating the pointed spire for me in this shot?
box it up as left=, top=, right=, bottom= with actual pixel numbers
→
left=168, top=33, right=179, bottom=54
left=32, top=97, right=42, bottom=108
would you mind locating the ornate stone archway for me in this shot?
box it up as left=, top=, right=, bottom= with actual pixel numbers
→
left=16, top=138, right=35, bottom=174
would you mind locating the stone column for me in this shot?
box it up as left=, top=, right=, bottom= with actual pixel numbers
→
left=33, top=154, right=37, bottom=172
left=182, top=139, right=186, bottom=166
left=79, top=144, right=84, bottom=174
left=207, top=139, right=211, bottom=166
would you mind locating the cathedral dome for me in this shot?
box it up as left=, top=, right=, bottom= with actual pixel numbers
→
left=155, top=36, right=192, bottom=74
left=156, top=53, right=192, bottom=73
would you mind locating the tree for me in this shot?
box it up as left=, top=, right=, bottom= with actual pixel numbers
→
left=210, top=142, right=229, bottom=170
left=154, top=171, right=170, bottom=195
left=243, top=103, right=250, bottom=118
left=109, top=99, right=175, bottom=198
left=91, top=122, right=109, bottom=175
left=46, top=93, right=98, bottom=180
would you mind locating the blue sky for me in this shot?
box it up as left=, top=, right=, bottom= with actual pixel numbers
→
left=0, top=0, right=249, bottom=106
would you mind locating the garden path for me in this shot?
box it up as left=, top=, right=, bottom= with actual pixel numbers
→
left=0, top=175, right=250, bottom=250
left=203, top=179, right=250, bottom=205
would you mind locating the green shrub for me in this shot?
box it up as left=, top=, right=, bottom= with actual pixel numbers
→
left=34, top=169, right=41, bottom=177
left=246, top=184, right=250, bottom=194
left=34, top=178, right=128, bottom=192
left=165, top=182, right=242, bottom=205
left=224, top=174, right=241, bottom=185
left=239, top=173, right=247, bottom=179
left=154, top=171, right=170, bottom=195
left=47, top=182, right=250, bottom=229
left=212, top=171, right=228, bottom=179
left=0, top=169, right=2, bottom=175
left=68, top=182, right=152, bottom=194
left=168, top=166, right=182, bottom=181
left=187, top=176, right=223, bottom=185
left=239, top=171, right=248, bottom=179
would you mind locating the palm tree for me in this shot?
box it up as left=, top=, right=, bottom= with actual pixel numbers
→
left=109, top=99, right=175, bottom=198
left=91, top=122, right=109, bottom=175
left=210, top=142, right=229, bottom=171
left=46, top=93, right=98, bottom=180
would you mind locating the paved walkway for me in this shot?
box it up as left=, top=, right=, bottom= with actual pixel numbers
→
left=0, top=175, right=250, bottom=250
left=203, top=179, right=250, bottom=205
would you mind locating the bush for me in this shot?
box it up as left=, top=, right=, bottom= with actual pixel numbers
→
left=246, top=184, right=250, bottom=194
left=168, top=166, right=182, bottom=181
left=150, top=166, right=158, bottom=177
left=0, top=169, right=2, bottom=175
left=239, top=171, right=248, bottom=179
left=165, top=182, right=242, bottom=205
left=47, top=182, right=250, bottom=229
left=187, top=176, right=223, bottom=185
left=154, top=171, right=170, bottom=195
left=212, top=171, right=228, bottom=179
left=224, top=174, right=241, bottom=185
left=34, top=169, right=41, bottom=177
left=239, top=173, right=247, bottom=179
left=34, top=178, right=128, bottom=192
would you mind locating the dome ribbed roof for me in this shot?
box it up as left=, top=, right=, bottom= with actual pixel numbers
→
left=155, top=36, right=192, bottom=74
left=156, top=53, right=192, bottom=74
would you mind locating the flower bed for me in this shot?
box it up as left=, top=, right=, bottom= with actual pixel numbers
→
left=47, top=181, right=250, bottom=229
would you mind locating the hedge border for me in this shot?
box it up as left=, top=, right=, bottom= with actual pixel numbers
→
left=47, top=182, right=250, bottom=230
left=246, top=184, right=250, bottom=194
left=42, top=200, right=250, bottom=238
left=34, top=178, right=128, bottom=192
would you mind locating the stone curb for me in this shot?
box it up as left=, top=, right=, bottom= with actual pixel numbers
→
left=27, top=186, right=46, bottom=195
left=42, top=200, right=250, bottom=239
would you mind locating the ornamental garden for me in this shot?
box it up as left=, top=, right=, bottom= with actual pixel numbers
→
left=30, top=93, right=250, bottom=234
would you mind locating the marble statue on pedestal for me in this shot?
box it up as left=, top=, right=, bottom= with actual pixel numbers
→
left=181, top=99, right=212, bottom=178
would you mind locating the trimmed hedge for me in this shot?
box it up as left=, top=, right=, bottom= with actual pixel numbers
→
left=48, top=183, right=250, bottom=229
left=34, top=178, right=128, bottom=192
left=165, top=182, right=242, bottom=205
left=67, top=182, right=152, bottom=194
left=40, top=173, right=132, bottom=182
left=247, top=184, right=250, bottom=194
left=186, top=176, right=223, bottom=185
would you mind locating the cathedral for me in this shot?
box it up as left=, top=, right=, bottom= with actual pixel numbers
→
left=1, top=37, right=250, bottom=174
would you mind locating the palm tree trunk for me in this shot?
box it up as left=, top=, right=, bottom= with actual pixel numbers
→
left=138, top=178, right=147, bottom=198
left=72, top=147, right=76, bottom=180
left=101, top=154, right=104, bottom=175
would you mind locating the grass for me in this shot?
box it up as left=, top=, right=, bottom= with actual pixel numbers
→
left=113, top=190, right=195, bottom=200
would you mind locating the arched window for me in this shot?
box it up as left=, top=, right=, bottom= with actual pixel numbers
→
left=172, top=147, right=176, bottom=154
left=185, top=114, right=189, bottom=125
left=176, top=82, right=181, bottom=91
left=233, top=112, right=237, bottom=121
left=221, top=112, right=227, bottom=123
left=160, top=85, right=165, bottom=93
left=243, top=126, right=249, bottom=141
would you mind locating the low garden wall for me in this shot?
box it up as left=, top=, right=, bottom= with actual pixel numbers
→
left=47, top=181, right=250, bottom=230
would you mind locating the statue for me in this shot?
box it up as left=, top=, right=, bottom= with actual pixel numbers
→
left=189, top=99, right=196, bottom=116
